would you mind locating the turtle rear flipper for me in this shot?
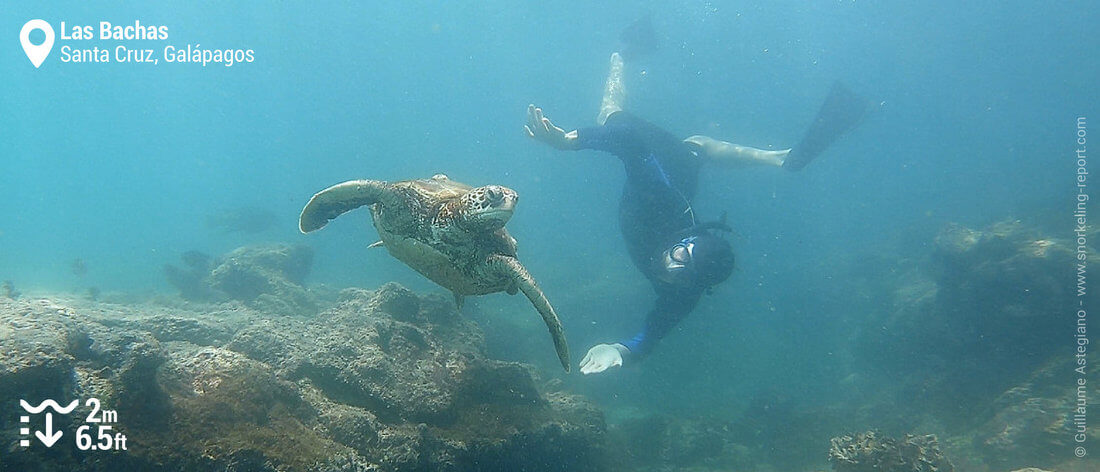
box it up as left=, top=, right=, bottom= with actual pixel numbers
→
left=489, top=255, right=570, bottom=372
left=299, top=180, right=395, bottom=233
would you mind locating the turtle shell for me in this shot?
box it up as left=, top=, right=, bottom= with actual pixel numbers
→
left=370, top=175, right=517, bottom=296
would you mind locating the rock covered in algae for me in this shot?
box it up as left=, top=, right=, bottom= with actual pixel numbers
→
left=164, top=243, right=319, bottom=315
left=0, top=283, right=606, bottom=471
left=828, top=431, right=954, bottom=472
left=930, top=220, right=1083, bottom=320
left=857, top=219, right=1096, bottom=419
left=1, top=279, right=20, bottom=299
left=606, top=413, right=755, bottom=472
left=969, top=356, right=1100, bottom=471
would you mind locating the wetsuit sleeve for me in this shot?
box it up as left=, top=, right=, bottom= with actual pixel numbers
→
left=620, top=287, right=702, bottom=357
left=575, top=122, right=645, bottom=158
left=574, top=111, right=683, bottom=161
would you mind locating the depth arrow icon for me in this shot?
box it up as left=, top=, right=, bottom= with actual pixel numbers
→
left=35, top=412, right=63, bottom=447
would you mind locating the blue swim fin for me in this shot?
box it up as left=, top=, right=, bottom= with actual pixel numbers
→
left=619, top=14, right=659, bottom=61
left=784, top=82, right=870, bottom=171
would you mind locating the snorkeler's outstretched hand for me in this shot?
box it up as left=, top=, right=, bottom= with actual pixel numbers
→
left=525, top=105, right=579, bottom=150
left=579, top=343, right=630, bottom=375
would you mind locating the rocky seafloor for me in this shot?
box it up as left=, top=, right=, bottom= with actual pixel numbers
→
left=0, top=279, right=604, bottom=471
left=1, top=219, right=1096, bottom=472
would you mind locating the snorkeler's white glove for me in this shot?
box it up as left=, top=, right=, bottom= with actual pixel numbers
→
left=525, top=104, right=579, bottom=150
left=579, top=343, right=630, bottom=375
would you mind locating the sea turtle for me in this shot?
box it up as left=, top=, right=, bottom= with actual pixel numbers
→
left=299, top=174, right=570, bottom=371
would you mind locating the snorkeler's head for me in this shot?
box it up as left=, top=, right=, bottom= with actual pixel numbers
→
left=656, top=232, right=734, bottom=288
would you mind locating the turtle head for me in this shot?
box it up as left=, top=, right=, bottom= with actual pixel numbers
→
left=459, top=185, right=518, bottom=232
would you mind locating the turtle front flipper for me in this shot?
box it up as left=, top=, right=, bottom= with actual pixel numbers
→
left=300, top=180, right=395, bottom=233
left=488, top=255, right=571, bottom=372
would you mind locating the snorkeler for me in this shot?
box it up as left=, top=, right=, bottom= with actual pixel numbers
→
left=525, top=34, right=868, bottom=375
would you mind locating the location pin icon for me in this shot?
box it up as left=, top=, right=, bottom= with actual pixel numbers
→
left=20, top=19, right=55, bottom=68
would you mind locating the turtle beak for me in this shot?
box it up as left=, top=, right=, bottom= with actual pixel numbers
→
left=479, top=205, right=514, bottom=226
left=494, top=195, right=516, bottom=213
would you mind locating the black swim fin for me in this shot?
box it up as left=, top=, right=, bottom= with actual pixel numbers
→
left=619, top=14, right=659, bottom=61
left=784, top=82, right=870, bottom=171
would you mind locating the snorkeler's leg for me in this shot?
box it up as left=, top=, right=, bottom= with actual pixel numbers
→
left=597, top=52, right=626, bottom=126
left=683, top=135, right=789, bottom=168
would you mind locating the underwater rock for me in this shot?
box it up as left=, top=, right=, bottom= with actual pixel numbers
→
left=1, top=279, right=19, bottom=299
left=828, top=431, right=954, bottom=472
left=971, top=357, right=1100, bottom=470
left=208, top=243, right=314, bottom=302
left=0, top=299, right=80, bottom=409
left=930, top=220, right=1081, bottom=322
left=229, top=284, right=489, bottom=423
left=606, top=413, right=755, bottom=472
left=112, top=340, right=171, bottom=428
left=975, top=394, right=1066, bottom=468
left=164, top=243, right=318, bottom=315
left=210, top=243, right=314, bottom=286
left=106, top=314, right=235, bottom=346
left=163, top=251, right=218, bottom=302
left=180, top=249, right=212, bottom=271
left=365, top=282, right=422, bottom=321
left=459, top=360, right=544, bottom=407
left=146, top=344, right=344, bottom=469
left=857, top=219, right=1094, bottom=426
left=468, top=421, right=606, bottom=472
left=316, top=401, right=383, bottom=458
left=0, top=283, right=605, bottom=471
left=0, top=298, right=191, bottom=470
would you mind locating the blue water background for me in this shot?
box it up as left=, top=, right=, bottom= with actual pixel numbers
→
left=2, top=0, right=1096, bottom=421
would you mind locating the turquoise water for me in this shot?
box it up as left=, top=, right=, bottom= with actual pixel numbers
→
left=3, top=1, right=1097, bottom=470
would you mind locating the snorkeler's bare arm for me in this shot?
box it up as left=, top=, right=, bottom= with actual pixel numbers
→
left=525, top=105, right=580, bottom=150
left=683, top=135, right=790, bottom=168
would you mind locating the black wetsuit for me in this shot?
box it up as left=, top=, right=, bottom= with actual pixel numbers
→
left=574, top=111, right=707, bottom=356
